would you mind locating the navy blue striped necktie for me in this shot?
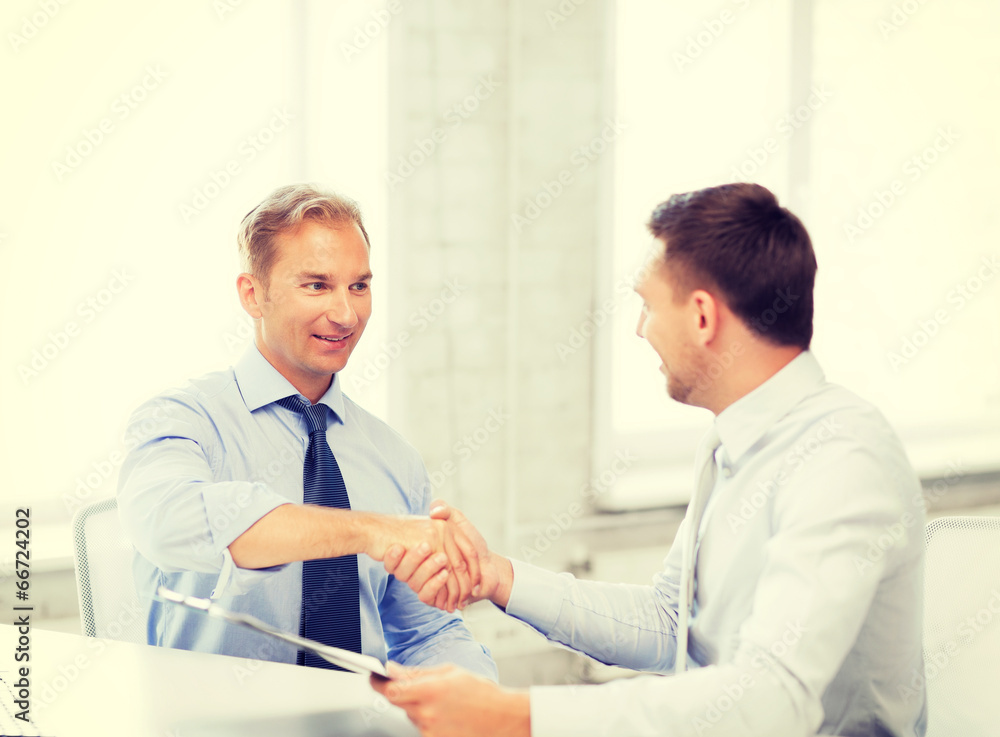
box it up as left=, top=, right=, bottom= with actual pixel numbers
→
left=277, top=395, right=362, bottom=669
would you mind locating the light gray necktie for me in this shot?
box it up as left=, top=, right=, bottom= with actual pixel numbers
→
left=676, top=425, right=722, bottom=674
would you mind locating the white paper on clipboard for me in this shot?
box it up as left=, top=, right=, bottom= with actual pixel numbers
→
left=155, top=585, right=390, bottom=680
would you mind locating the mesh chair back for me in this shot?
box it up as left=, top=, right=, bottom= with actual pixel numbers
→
left=923, top=515, right=1000, bottom=736
left=71, top=497, right=146, bottom=643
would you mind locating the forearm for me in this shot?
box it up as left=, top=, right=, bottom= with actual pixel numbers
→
left=228, top=504, right=387, bottom=568
left=505, top=559, right=679, bottom=672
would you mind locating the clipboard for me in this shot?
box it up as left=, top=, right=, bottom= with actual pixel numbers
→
left=155, top=586, right=391, bottom=680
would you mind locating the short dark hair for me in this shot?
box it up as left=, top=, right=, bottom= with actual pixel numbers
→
left=646, top=183, right=817, bottom=349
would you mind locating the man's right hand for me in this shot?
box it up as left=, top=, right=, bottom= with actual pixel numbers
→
left=228, top=503, right=486, bottom=612
left=383, top=502, right=513, bottom=611
left=365, top=513, right=481, bottom=612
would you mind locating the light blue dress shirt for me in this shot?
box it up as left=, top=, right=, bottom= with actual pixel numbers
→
left=117, top=344, right=496, bottom=679
left=507, top=351, right=927, bottom=736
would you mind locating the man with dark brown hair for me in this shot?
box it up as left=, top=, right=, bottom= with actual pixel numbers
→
left=375, top=183, right=927, bottom=737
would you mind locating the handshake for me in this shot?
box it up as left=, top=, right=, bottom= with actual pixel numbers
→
left=368, top=501, right=512, bottom=613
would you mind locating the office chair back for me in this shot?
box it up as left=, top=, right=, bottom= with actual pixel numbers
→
left=923, top=514, right=1000, bottom=736
left=71, top=496, right=146, bottom=644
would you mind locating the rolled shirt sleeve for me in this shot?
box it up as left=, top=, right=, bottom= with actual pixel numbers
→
left=118, top=394, right=291, bottom=598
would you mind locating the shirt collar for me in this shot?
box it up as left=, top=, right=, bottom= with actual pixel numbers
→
left=714, top=350, right=825, bottom=465
left=234, top=343, right=346, bottom=423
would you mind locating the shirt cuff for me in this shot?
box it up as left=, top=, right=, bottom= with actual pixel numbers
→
left=205, top=489, right=292, bottom=599
left=211, top=547, right=288, bottom=599
left=505, top=559, right=571, bottom=636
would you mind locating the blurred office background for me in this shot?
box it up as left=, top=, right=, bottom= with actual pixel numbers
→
left=1, top=0, right=998, bottom=685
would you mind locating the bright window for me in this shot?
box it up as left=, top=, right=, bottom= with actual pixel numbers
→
left=0, top=1, right=388, bottom=529
left=599, top=0, right=1000, bottom=511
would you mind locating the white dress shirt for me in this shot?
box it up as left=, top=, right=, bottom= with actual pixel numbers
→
left=506, top=351, right=927, bottom=736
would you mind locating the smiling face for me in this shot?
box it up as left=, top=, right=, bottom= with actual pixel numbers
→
left=239, top=218, right=372, bottom=402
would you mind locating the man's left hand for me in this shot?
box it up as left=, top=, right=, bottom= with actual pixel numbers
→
left=371, top=663, right=531, bottom=737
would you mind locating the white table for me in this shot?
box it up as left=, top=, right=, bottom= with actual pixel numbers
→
left=0, top=625, right=418, bottom=736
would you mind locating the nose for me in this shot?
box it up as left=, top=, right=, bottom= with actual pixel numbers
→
left=636, top=309, right=647, bottom=339
left=324, top=288, right=358, bottom=329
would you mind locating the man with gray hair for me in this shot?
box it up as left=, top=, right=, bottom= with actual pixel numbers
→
left=118, top=183, right=495, bottom=677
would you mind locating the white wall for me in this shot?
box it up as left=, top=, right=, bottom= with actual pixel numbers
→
left=385, top=0, right=616, bottom=563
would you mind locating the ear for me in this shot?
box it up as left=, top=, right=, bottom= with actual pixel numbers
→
left=237, top=273, right=265, bottom=319
left=689, top=289, right=720, bottom=345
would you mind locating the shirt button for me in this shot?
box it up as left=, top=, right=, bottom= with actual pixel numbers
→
left=722, top=466, right=733, bottom=478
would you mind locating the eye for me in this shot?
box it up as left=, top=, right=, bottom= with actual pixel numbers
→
left=351, top=282, right=370, bottom=293
left=306, top=282, right=326, bottom=291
